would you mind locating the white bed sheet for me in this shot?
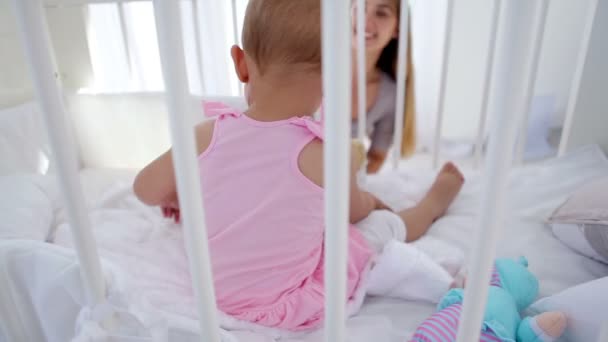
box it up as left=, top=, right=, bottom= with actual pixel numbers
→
left=33, top=146, right=608, bottom=341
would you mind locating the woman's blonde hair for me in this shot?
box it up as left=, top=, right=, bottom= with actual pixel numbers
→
left=376, top=0, right=416, bottom=157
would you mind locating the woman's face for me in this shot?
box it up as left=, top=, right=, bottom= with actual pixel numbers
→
left=352, top=0, right=399, bottom=53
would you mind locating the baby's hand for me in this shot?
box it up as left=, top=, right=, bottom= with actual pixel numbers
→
left=161, top=200, right=180, bottom=224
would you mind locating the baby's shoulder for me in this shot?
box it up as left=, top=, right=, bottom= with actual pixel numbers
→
left=195, top=119, right=216, bottom=155
left=298, top=138, right=323, bottom=187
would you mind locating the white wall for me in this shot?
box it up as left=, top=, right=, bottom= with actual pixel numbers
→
left=567, top=0, right=608, bottom=153
left=440, top=0, right=495, bottom=142
left=67, top=94, right=247, bottom=169
left=0, top=0, right=93, bottom=106
left=412, top=0, right=593, bottom=146
left=0, top=0, right=31, bottom=105
left=537, top=0, right=593, bottom=126
left=409, top=0, right=446, bottom=149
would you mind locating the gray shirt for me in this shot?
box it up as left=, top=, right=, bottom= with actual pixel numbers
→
left=351, top=72, right=397, bottom=153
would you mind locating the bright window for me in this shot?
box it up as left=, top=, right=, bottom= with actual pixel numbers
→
left=85, top=0, right=249, bottom=96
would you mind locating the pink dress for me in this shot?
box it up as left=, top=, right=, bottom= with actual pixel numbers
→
left=198, top=104, right=373, bottom=331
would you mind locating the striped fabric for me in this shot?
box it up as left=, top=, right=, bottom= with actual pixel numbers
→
left=409, top=304, right=503, bottom=342
left=409, top=267, right=505, bottom=342
left=490, top=267, right=502, bottom=288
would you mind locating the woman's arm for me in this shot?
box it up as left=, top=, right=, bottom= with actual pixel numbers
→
left=367, top=149, right=388, bottom=174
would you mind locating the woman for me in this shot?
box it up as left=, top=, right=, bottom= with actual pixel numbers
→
left=351, top=0, right=416, bottom=173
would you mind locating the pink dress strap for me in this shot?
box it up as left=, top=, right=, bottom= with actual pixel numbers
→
left=202, top=100, right=242, bottom=118
left=289, top=116, right=324, bottom=140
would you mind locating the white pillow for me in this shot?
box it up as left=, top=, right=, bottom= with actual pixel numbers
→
left=0, top=102, right=50, bottom=175
left=530, top=277, right=608, bottom=342
left=550, top=177, right=608, bottom=225
left=552, top=223, right=608, bottom=264
left=0, top=175, right=54, bottom=241
left=550, top=176, right=608, bottom=263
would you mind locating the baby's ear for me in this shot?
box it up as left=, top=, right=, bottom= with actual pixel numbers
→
left=230, top=45, right=249, bottom=83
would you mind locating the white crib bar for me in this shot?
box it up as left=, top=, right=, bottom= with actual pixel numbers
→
left=391, top=3, right=409, bottom=170
left=558, top=0, right=599, bottom=157
left=432, top=0, right=455, bottom=169
left=152, top=1, right=221, bottom=341
left=230, top=0, right=244, bottom=97
left=117, top=2, right=133, bottom=78
left=192, top=0, right=207, bottom=94
left=46, top=0, right=146, bottom=4
left=474, top=0, right=502, bottom=169
left=231, top=0, right=240, bottom=45
left=356, top=0, right=367, bottom=144
left=514, top=0, right=550, bottom=165
left=10, top=0, right=106, bottom=306
left=455, top=2, right=549, bottom=341
left=0, top=286, right=28, bottom=341
left=44, top=0, right=147, bottom=7
left=322, top=0, right=352, bottom=341
left=599, top=321, right=608, bottom=342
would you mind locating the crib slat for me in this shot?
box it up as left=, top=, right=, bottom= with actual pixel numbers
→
left=392, top=3, right=409, bottom=170
left=44, top=0, right=148, bottom=8
left=192, top=0, right=207, bottom=94
left=432, top=0, right=455, bottom=169
left=474, top=0, right=502, bottom=169
left=356, top=0, right=367, bottom=145
left=514, top=0, right=550, bottom=165
left=152, top=1, right=221, bottom=341
left=9, top=0, right=106, bottom=307
left=558, top=0, right=599, bottom=157
left=321, top=0, right=352, bottom=341
left=230, top=0, right=240, bottom=45
left=0, top=282, right=29, bottom=341
left=455, top=2, right=549, bottom=342
left=599, top=321, right=608, bottom=342
left=117, top=2, right=133, bottom=81
left=230, top=0, right=244, bottom=97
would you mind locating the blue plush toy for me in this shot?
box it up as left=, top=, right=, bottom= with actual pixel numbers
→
left=410, top=257, right=567, bottom=342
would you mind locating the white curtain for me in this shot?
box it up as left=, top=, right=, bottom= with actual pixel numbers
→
left=85, top=0, right=249, bottom=96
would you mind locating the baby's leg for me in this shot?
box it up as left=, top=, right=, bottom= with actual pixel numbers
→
left=397, top=162, right=464, bottom=242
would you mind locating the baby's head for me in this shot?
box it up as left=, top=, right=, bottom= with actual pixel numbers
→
left=232, top=0, right=322, bottom=106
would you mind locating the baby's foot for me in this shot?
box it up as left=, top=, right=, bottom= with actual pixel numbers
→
left=451, top=273, right=467, bottom=289
left=518, top=313, right=567, bottom=342
left=423, top=162, right=464, bottom=219
left=534, top=312, right=567, bottom=341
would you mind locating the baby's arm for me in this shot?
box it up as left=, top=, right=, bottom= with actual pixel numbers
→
left=299, top=139, right=388, bottom=224
left=133, top=120, right=215, bottom=206
left=133, top=148, right=177, bottom=206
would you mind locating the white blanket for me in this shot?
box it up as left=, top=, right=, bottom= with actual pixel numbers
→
left=52, top=178, right=460, bottom=340
left=5, top=145, right=608, bottom=342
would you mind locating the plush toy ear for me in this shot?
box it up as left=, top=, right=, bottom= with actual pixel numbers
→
left=518, top=256, right=529, bottom=268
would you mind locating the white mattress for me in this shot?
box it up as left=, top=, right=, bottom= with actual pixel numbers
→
left=6, top=145, right=608, bottom=342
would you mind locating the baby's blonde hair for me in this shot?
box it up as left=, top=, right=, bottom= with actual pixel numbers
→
left=242, top=0, right=322, bottom=75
